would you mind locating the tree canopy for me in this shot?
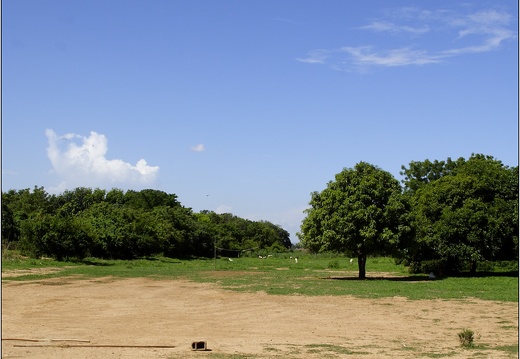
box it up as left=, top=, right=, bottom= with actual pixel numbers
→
left=2, top=187, right=291, bottom=260
left=298, top=162, right=408, bottom=278
left=406, top=154, right=518, bottom=274
left=299, top=155, right=517, bottom=277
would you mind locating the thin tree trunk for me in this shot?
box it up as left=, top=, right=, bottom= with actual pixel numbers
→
left=469, top=260, right=477, bottom=276
left=358, top=252, right=367, bottom=279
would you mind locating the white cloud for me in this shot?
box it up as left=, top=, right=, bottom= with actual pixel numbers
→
left=299, top=7, right=516, bottom=72
left=296, top=50, right=329, bottom=64
left=215, top=204, right=233, bottom=214
left=342, top=46, right=441, bottom=67
left=448, top=9, right=515, bottom=54
left=190, top=143, right=206, bottom=152
left=360, top=21, right=430, bottom=35
left=45, top=129, right=159, bottom=191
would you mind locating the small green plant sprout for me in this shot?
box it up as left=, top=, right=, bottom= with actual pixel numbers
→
left=458, top=328, right=475, bottom=347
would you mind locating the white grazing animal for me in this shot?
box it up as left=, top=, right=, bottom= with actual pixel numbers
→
left=228, top=258, right=233, bottom=262
left=294, top=258, right=298, bottom=263
left=350, top=258, right=354, bottom=264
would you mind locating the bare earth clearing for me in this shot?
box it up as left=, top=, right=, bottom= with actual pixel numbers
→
left=2, top=270, right=518, bottom=359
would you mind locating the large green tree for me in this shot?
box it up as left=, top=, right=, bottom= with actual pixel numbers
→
left=407, top=154, right=518, bottom=274
left=298, top=162, right=408, bottom=278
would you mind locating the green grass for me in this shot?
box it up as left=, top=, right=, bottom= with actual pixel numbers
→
left=304, top=344, right=370, bottom=355
left=493, top=344, right=519, bottom=354
left=2, top=253, right=518, bottom=302
left=423, top=352, right=458, bottom=358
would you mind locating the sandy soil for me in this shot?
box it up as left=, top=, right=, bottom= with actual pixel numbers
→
left=2, top=273, right=518, bottom=359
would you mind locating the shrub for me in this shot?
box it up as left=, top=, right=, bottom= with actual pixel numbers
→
left=458, top=328, right=474, bottom=347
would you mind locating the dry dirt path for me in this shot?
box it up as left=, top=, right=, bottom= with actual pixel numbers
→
left=2, top=276, right=518, bottom=358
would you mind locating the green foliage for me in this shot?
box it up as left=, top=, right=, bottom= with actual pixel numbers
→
left=2, top=187, right=291, bottom=261
left=194, top=210, right=291, bottom=255
left=400, top=157, right=464, bottom=193
left=407, top=154, right=518, bottom=274
left=1, top=198, right=19, bottom=244
left=122, top=189, right=181, bottom=210
left=298, top=162, right=407, bottom=278
left=18, top=212, right=91, bottom=260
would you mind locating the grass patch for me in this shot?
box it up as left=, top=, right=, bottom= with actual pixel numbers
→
left=494, top=344, right=519, bottom=354
left=423, top=352, right=458, bottom=358
left=2, top=255, right=517, bottom=302
left=181, top=355, right=259, bottom=359
left=500, top=325, right=517, bottom=330
left=304, top=343, right=369, bottom=355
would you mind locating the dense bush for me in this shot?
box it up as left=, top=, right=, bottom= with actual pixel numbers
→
left=3, top=187, right=291, bottom=260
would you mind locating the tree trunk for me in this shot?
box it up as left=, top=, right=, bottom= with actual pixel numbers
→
left=469, top=260, right=477, bottom=276
left=358, top=252, right=367, bottom=279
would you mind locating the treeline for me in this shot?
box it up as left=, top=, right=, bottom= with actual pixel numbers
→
left=299, top=154, right=518, bottom=276
left=1, top=188, right=291, bottom=260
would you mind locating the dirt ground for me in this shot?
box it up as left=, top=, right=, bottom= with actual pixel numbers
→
left=2, top=272, right=518, bottom=359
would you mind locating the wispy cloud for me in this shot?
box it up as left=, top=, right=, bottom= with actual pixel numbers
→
left=360, top=21, right=430, bottom=35
left=296, top=50, right=329, bottom=64
left=46, top=129, right=159, bottom=191
left=447, top=9, right=515, bottom=54
left=190, top=143, right=206, bottom=152
left=298, top=7, right=516, bottom=72
left=271, top=17, right=301, bottom=25
left=341, top=46, right=441, bottom=67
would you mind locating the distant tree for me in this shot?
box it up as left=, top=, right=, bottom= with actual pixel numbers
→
left=105, top=188, right=125, bottom=205
left=81, top=202, right=166, bottom=259
left=193, top=211, right=291, bottom=256
left=18, top=212, right=91, bottom=260
left=2, top=187, right=54, bottom=249
left=154, top=205, right=199, bottom=258
left=123, top=189, right=180, bottom=210
left=3, top=186, right=54, bottom=220
left=57, top=187, right=105, bottom=216
left=298, top=162, right=407, bottom=278
left=257, top=221, right=292, bottom=249
left=1, top=199, right=19, bottom=245
left=5, top=186, right=293, bottom=260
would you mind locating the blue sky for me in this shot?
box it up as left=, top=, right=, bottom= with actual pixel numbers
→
left=3, top=0, right=518, bottom=242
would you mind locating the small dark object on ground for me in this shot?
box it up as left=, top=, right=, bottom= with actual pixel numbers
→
left=191, top=341, right=207, bottom=351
